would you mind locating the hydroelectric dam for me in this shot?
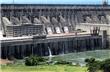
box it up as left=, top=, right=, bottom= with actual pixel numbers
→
left=0, top=4, right=110, bottom=59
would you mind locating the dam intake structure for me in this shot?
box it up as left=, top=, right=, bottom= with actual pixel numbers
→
left=0, top=4, right=110, bottom=59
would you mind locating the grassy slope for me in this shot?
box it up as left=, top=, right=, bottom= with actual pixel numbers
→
left=1, top=65, right=87, bottom=72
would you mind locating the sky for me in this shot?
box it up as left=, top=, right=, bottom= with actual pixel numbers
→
left=0, top=0, right=110, bottom=4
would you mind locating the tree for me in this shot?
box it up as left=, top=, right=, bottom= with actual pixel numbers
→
left=85, top=58, right=101, bottom=72
left=100, top=59, right=110, bottom=72
left=85, top=58, right=110, bottom=72
left=25, top=55, right=46, bottom=66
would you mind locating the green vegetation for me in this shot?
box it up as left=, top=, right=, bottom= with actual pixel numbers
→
left=85, top=58, right=110, bottom=72
left=1, top=50, right=110, bottom=72
left=100, top=59, right=110, bottom=72
left=85, top=58, right=101, bottom=72
left=55, top=60, right=71, bottom=65
left=1, top=55, right=87, bottom=72
left=25, top=55, right=46, bottom=66
left=1, top=65, right=87, bottom=72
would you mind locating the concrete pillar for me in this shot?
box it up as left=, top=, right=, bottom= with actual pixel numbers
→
left=81, top=40, right=86, bottom=51
left=17, top=45, right=21, bottom=58
left=1, top=46, right=5, bottom=59
left=64, top=40, right=69, bottom=54
left=8, top=46, right=12, bottom=58
left=102, top=30, right=107, bottom=48
left=3, top=46, right=7, bottom=59
left=91, top=39, right=95, bottom=50
left=21, top=45, right=25, bottom=58
left=5, top=46, right=7, bottom=59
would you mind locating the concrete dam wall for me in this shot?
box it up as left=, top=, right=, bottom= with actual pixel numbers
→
left=0, top=4, right=110, bottom=59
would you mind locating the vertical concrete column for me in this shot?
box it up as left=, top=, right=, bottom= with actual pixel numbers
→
left=40, top=43, right=43, bottom=56
left=5, top=46, right=7, bottom=59
left=8, top=45, right=15, bottom=59
left=74, top=38, right=78, bottom=52
left=91, top=38, right=95, bottom=50
left=21, top=45, right=25, bottom=58
left=102, top=30, right=107, bottom=49
left=17, top=45, right=20, bottom=58
left=8, top=46, right=11, bottom=58
left=81, top=39, right=86, bottom=51
left=65, top=40, right=69, bottom=54
left=11, top=46, right=14, bottom=57
left=72, top=39, right=75, bottom=52
left=43, top=43, right=46, bottom=56
left=62, top=41, right=65, bottom=54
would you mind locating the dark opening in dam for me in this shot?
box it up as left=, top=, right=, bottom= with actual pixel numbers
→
left=1, top=36, right=103, bottom=59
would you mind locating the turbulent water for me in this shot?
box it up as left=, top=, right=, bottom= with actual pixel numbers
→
left=52, top=49, right=110, bottom=66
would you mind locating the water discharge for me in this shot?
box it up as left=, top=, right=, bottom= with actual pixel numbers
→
left=48, top=47, right=53, bottom=62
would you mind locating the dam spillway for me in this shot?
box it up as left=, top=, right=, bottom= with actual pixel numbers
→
left=0, top=4, right=110, bottom=59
